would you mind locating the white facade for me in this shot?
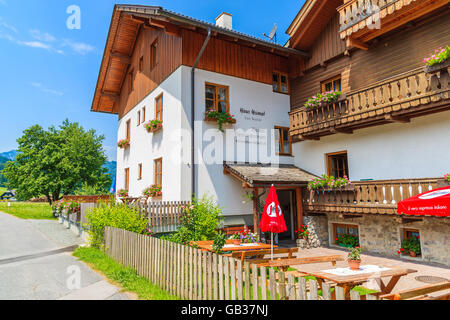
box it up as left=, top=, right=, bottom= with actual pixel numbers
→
left=117, top=65, right=293, bottom=217
left=292, top=110, right=450, bottom=181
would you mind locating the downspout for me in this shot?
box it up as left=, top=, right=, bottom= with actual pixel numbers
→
left=191, top=27, right=211, bottom=200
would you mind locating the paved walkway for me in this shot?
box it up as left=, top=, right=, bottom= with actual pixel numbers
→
left=289, top=246, right=450, bottom=293
left=0, top=211, right=133, bottom=300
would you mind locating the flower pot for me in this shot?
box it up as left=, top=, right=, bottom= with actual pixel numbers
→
left=348, top=259, right=361, bottom=271
left=232, top=239, right=241, bottom=246
left=424, top=59, right=450, bottom=74
left=409, top=251, right=417, bottom=258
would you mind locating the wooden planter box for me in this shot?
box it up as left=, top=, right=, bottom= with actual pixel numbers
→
left=204, top=116, right=237, bottom=124
left=146, top=125, right=163, bottom=134
left=311, top=185, right=355, bottom=193
left=118, top=143, right=130, bottom=149
left=437, top=179, right=450, bottom=188
left=424, top=59, right=450, bottom=74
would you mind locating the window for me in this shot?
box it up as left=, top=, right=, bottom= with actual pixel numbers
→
left=205, top=83, right=229, bottom=113
left=126, top=120, right=131, bottom=141
left=137, top=110, right=141, bottom=126
left=150, top=39, right=158, bottom=70
left=124, top=168, right=130, bottom=190
left=138, top=164, right=143, bottom=180
left=155, top=94, right=163, bottom=121
left=273, top=72, right=289, bottom=94
left=322, top=75, right=342, bottom=93
left=326, top=151, right=349, bottom=179
left=128, top=70, right=134, bottom=94
left=333, top=223, right=359, bottom=245
left=275, top=126, right=292, bottom=156
left=139, top=56, right=144, bottom=72
left=142, top=107, right=146, bottom=123
left=403, top=228, right=420, bottom=240
left=154, top=158, right=162, bottom=188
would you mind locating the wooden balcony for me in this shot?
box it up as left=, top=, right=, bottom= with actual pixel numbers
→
left=338, top=0, right=449, bottom=47
left=303, top=178, right=443, bottom=216
left=290, top=67, right=450, bottom=140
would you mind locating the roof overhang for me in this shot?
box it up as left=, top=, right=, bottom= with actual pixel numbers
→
left=223, top=162, right=318, bottom=188
left=91, top=4, right=310, bottom=114
left=286, top=0, right=343, bottom=51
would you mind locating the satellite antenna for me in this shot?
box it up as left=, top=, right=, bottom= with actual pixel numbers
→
left=263, top=23, right=278, bottom=43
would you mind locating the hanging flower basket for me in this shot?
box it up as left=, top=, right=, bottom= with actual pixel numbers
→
left=145, top=120, right=163, bottom=133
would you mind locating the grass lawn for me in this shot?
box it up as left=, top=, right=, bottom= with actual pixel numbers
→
left=73, top=246, right=179, bottom=300
left=0, top=201, right=55, bottom=220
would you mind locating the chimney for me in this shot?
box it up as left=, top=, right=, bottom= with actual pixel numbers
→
left=216, top=12, right=232, bottom=30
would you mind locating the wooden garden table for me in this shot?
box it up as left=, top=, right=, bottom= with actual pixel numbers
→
left=295, top=266, right=417, bottom=299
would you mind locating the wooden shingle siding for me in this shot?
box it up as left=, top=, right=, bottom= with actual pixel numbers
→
left=181, top=29, right=290, bottom=86
left=118, top=27, right=182, bottom=119
left=291, top=11, right=450, bottom=110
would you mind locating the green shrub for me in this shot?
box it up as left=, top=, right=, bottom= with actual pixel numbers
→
left=163, top=195, right=223, bottom=245
left=85, top=202, right=149, bottom=248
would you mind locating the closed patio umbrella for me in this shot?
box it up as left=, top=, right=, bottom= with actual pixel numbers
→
left=397, top=186, right=450, bottom=217
left=259, top=185, right=287, bottom=260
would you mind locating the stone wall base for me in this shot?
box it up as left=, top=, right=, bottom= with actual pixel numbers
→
left=59, top=215, right=89, bottom=242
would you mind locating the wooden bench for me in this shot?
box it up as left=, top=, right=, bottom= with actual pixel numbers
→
left=229, top=248, right=299, bottom=266
left=258, top=255, right=346, bottom=272
left=380, top=281, right=450, bottom=300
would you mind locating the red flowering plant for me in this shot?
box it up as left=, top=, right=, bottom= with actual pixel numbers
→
left=65, top=201, right=81, bottom=214
left=240, top=229, right=258, bottom=244
left=295, top=225, right=309, bottom=240
left=205, top=109, right=236, bottom=132
left=145, top=120, right=163, bottom=133
left=424, top=46, right=449, bottom=67
left=336, top=234, right=359, bottom=248
left=117, top=138, right=130, bottom=149
left=117, top=189, right=128, bottom=198
left=444, top=173, right=450, bottom=182
left=143, top=185, right=162, bottom=198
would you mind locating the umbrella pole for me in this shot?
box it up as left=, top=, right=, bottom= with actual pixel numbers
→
left=271, top=232, right=274, bottom=261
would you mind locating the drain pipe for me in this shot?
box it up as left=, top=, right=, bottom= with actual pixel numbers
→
left=191, top=27, right=211, bottom=200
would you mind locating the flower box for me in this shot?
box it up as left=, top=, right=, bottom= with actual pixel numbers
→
left=204, top=116, right=237, bottom=124
left=145, top=120, right=163, bottom=134
left=146, top=125, right=163, bottom=134
left=424, top=59, right=450, bottom=74
left=118, top=139, right=130, bottom=149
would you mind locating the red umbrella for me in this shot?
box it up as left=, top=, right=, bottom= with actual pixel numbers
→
left=397, top=186, right=450, bottom=217
left=259, top=185, right=287, bottom=259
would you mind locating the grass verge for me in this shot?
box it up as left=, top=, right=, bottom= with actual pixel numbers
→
left=0, top=201, right=55, bottom=220
left=73, top=246, right=179, bottom=300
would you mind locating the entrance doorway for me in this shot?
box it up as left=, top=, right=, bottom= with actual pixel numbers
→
left=277, top=190, right=296, bottom=241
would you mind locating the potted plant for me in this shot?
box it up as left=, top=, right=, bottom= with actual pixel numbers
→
left=336, top=234, right=359, bottom=248
left=145, top=119, right=163, bottom=133
left=229, top=232, right=242, bottom=246
left=295, top=225, right=309, bottom=240
left=424, top=46, right=450, bottom=74
left=347, top=246, right=362, bottom=270
left=143, top=185, right=162, bottom=199
left=241, top=230, right=258, bottom=244
left=408, top=236, right=421, bottom=257
left=204, top=109, right=236, bottom=132
left=117, top=139, right=130, bottom=149
left=304, top=90, right=342, bottom=110
left=397, top=239, right=410, bottom=256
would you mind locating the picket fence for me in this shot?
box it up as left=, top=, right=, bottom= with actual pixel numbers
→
left=135, top=201, right=191, bottom=233
left=104, top=227, right=375, bottom=300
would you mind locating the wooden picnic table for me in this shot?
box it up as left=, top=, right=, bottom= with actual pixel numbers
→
left=295, top=265, right=417, bottom=300
left=192, top=240, right=277, bottom=253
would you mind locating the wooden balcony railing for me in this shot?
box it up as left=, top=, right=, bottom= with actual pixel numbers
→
left=290, top=67, right=450, bottom=140
left=303, top=178, right=443, bottom=216
left=338, top=0, right=447, bottom=42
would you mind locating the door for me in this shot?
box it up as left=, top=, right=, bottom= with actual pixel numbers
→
left=277, top=190, right=296, bottom=240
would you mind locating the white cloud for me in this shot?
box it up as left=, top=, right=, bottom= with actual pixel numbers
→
left=61, top=39, right=95, bottom=55
left=29, top=29, right=56, bottom=42
left=0, top=17, right=17, bottom=33
left=31, top=82, right=64, bottom=96
left=19, top=41, right=51, bottom=50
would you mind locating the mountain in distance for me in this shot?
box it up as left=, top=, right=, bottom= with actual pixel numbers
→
left=0, top=150, right=18, bottom=161
left=104, top=160, right=117, bottom=180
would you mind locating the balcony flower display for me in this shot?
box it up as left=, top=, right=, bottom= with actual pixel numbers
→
left=308, top=174, right=351, bottom=191
left=204, top=109, right=236, bottom=132
left=424, top=46, right=449, bottom=67
left=117, top=138, right=130, bottom=149
left=117, top=189, right=128, bottom=198
left=143, top=185, right=162, bottom=198
left=145, top=119, right=163, bottom=133
left=304, top=90, right=342, bottom=110
left=444, top=173, right=450, bottom=182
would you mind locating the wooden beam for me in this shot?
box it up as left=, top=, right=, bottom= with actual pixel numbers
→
left=401, top=217, right=423, bottom=224
left=296, top=187, right=303, bottom=232
left=298, top=135, right=320, bottom=141
left=346, top=37, right=369, bottom=50
left=149, top=18, right=180, bottom=36
left=330, top=127, right=353, bottom=135
left=253, top=187, right=260, bottom=236
left=385, top=114, right=410, bottom=123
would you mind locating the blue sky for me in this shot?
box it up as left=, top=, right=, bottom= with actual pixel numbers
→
left=0, top=0, right=305, bottom=161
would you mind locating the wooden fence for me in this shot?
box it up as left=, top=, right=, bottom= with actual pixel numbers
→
left=104, top=227, right=374, bottom=300
left=134, top=201, right=191, bottom=233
